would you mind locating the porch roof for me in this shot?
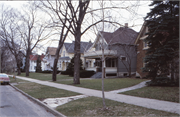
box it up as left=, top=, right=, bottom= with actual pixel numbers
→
left=84, top=50, right=117, bottom=59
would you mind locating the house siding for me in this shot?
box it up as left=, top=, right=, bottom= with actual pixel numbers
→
left=111, top=44, right=137, bottom=76
left=136, top=30, right=148, bottom=78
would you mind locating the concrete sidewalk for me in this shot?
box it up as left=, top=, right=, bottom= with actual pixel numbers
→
left=12, top=75, right=180, bottom=115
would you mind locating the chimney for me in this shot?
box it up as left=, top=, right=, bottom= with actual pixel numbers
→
left=125, top=23, right=128, bottom=28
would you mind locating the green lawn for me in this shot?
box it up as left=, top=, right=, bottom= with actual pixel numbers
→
left=56, top=96, right=179, bottom=116
left=18, top=72, right=73, bottom=81
left=18, top=73, right=148, bottom=91
left=15, top=82, right=80, bottom=100
left=57, top=78, right=148, bottom=91
left=9, top=76, right=29, bottom=83
left=120, top=86, right=179, bottom=103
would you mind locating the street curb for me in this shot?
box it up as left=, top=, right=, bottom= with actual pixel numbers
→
left=10, top=84, right=66, bottom=117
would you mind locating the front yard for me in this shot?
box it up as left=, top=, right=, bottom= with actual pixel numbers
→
left=18, top=73, right=148, bottom=91
left=56, top=96, right=178, bottom=116
left=57, top=78, right=147, bottom=91
left=16, top=73, right=179, bottom=103
left=120, top=86, right=179, bottom=103
left=18, top=72, right=72, bottom=81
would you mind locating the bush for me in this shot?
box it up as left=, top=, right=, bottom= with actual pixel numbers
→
left=41, top=70, right=52, bottom=74
left=61, top=71, right=73, bottom=76
left=61, top=70, right=95, bottom=78
left=80, top=70, right=95, bottom=78
left=146, top=77, right=179, bottom=86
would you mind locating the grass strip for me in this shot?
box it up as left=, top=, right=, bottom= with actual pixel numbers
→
left=15, top=82, right=80, bottom=100
left=57, top=78, right=148, bottom=91
left=56, top=96, right=179, bottom=116
left=9, top=76, right=29, bottom=83
left=18, top=73, right=73, bottom=81
left=120, top=86, right=179, bottom=103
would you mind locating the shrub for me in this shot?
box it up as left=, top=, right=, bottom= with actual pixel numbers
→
left=146, top=77, right=179, bottom=86
left=61, top=71, right=73, bottom=76
left=80, top=70, right=95, bottom=78
left=41, top=70, right=52, bottom=74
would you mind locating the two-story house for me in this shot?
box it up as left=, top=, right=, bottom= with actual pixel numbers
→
left=58, top=41, right=93, bottom=71
left=84, top=23, right=138, bottom=77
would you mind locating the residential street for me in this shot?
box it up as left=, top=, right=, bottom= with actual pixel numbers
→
left=0, top=85, right=55, bottom=117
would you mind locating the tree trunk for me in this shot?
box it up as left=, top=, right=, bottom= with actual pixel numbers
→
left=170, top=61, right=175, bottom=82
left=17, top=63, right=21, bottom=75
left=26, top=49, right=30, bottom=76
left=129, top=64, right=131, bottom=78
left=52, top=44, right=62, bottom=81
left=73, top=29, right=81, bottom=84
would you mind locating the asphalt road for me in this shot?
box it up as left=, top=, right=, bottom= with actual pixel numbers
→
left=0, top=85, right=55, bottom=117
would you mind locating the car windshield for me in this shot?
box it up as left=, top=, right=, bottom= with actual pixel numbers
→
left=0, top=74, right=8, bottom=77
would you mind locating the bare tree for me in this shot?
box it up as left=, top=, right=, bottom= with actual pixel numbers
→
left=0, top=5, right=24, bottom=75
left=18, top=2, right=52, bottom=76
left=36, top=0, right=73, bottom=81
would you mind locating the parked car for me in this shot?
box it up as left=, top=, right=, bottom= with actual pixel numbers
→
left=0, top=74, right=10, bottom=85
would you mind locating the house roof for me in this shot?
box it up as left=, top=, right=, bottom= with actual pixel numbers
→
left=46, top=47, right=57, bottom=55
left=30, top=54, right=45, bottom=61
left=134, top=22, right=147, bottom=44
left=99, top=27, right=138, bottom=45
left=64, top=41, right=93, bottom=53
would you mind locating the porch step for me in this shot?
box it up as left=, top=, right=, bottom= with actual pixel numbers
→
left=90, top=72, right=102, bottom=78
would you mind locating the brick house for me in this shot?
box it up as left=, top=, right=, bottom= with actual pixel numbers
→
left=134, top=22, right=148, bottom=78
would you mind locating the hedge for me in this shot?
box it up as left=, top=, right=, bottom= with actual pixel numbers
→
left=61, top=70, right=95, bottom=78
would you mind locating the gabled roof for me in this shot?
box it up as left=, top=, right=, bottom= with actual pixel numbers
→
left=134, top=22, right=147, bottom=44
left=64, top=41, right=93, bottom=53
left=100, top=27, right=139, bottom=45
left=46, top=47, right=57, bottom=55
left=30, top=54, right=45, bottom=61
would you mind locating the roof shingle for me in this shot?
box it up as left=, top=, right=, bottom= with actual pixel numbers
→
left=100, top=27, right=139, bottom=45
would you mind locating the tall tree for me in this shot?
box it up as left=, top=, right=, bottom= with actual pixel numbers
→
left=143, top=1, right=179, bottom=82
left=19, top=2, right=51, bottom=76
left=0, top=5, right=24, bottom=75
left=37, top=0, right=73, bottom=81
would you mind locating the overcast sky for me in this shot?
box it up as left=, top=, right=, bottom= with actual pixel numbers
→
left=0, top=1, right=152, bottom=54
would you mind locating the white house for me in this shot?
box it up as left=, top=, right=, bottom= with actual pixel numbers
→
left=29, top=54, right=45, bottom=72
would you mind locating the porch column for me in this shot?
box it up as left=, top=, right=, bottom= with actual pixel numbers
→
left=65, top=61, right=67, bottom=70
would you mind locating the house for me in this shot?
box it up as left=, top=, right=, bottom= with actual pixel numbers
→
left=84, top=23, right=138, bottom=77
left=29, top=54, right=45, bottom=72
left=58, top=41, right=93, bottom=71
left=134, top=22, right=149, bottom=78
left=43, top=47, right=60, bottom=71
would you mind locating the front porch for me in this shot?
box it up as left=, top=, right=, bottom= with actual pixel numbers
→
left=84, top=50, right=118, bottom=77
left=59, top=57, right=71, bottom=71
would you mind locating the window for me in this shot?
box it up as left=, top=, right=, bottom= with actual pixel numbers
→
left=63, top=51, right=65, bottom=57
left=34, top=66, right=36, bottom=70
left=112, top=59, right=115, bottom=67
left=120, top=56, right=127, bottom=61
left=59, top=61, right=61, bottom=68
